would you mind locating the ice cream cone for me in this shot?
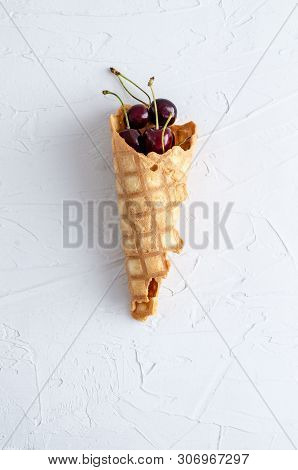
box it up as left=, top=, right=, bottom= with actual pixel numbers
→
left=110, top=106, right=197, bottom=320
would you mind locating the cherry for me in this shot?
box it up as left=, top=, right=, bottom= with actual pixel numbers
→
left=119, top=129, right=143, bottom=152
left=143, top=127, right=174, bottom=155
left=143, top=78, right=174, bottom=155
left=149, top=98, right=177, bottom=126
left=102, top=90, right=143, bottom=153
left=127, top=104, right=149, bottom=129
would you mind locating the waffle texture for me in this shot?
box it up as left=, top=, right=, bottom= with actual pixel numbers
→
left=110, top=106, right=197, bottom=320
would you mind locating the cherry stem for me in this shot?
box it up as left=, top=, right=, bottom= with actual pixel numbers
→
left=110, top=67, right=151, bottom=106
left=162, top=112, right=173, bottom=153
left=102, top=90, right=130, bottom=129
left=148, top=77, right=158, bottom=129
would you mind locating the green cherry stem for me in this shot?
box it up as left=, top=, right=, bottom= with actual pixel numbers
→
left=118, top=76, right=149, bottom=107
left=161, top=112, right=173, bottom=153
left=110, top=67, right=151, bottom=107
left=148, top=77, right=159, bottom=129
left=102, top=90, right=130, bottom=129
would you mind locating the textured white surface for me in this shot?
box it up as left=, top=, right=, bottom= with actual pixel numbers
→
left=1, top=0, right=298, bottom=450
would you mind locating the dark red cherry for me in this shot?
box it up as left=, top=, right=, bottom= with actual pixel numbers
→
left=143, top=128, right=174, bottom=155
left=119, top=129, right=143, bottom=152
left=149, top=98, right=177, bottom=126
left=127, top=104, right=149, bottom=129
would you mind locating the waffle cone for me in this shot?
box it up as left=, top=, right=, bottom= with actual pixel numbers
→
left=110, top=106, right=197, bottom=321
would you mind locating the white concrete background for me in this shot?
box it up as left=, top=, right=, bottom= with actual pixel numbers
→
left=0, top=0, right=298, bottom=450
